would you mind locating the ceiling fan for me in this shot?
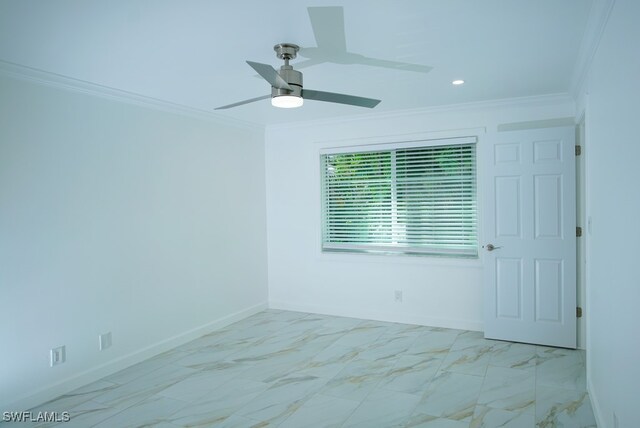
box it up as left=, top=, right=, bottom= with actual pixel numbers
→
left=215, top=43, right=381, bottom=110
left=215, top=6, right=431, bottom=111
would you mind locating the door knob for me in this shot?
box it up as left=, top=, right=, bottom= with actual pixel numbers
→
left=485, top=244, right=502, bottom=251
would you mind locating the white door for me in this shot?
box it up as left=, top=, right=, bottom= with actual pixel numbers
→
left=483, top=127, right=576, bottom=348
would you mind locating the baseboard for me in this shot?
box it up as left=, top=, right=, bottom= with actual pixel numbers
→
left=587, top=376, right=606, bottom=428
left=8, top=301, right=268, bottom=412
left=268, top=300, right=483, bottom=332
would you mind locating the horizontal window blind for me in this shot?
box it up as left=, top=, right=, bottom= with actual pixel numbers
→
left=321, top=140, right=477, bottom=257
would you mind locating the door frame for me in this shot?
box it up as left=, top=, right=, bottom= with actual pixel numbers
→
left=576, top=117, right=587, bottom=350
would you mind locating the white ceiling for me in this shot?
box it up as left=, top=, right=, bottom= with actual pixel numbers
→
left=0, top=0, right=594, bottom=126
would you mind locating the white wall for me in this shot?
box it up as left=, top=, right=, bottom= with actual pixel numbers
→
left=581, top=0, right=640, bottom=426
left=265, top=96, right=574, bottom=331
left=0, top=75, right=268, bottom=409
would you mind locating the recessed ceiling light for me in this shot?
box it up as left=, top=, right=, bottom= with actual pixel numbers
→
left=452, top=79, right=465, bottom=85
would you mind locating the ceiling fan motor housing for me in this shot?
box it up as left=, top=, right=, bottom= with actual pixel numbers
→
left=272, top=65, right=303, bottom=97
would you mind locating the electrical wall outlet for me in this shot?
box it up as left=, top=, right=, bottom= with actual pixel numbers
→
left=99, top=332, right=112, bottom=351
left=50, top=346, right=66, bottom=367
left=394, top=290, right=403, bottom=303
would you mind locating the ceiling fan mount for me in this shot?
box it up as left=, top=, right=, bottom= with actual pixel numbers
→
left=273, top=43, right=300, bottom=61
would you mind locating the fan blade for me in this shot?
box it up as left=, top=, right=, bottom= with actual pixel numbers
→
left=354, top=56, right=433, bottom=74
left=302, top=89, right=380, bottom=108
left=215, top=95, right=271, bottom=110
left=246, top=61, right=291, bottom=90
left=307, top=7, right=347, bottom=53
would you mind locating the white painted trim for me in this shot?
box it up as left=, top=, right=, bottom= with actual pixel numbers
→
left=588, top=376, right=606, bottom=428
left=268, top=300, right=483, bottom=332
left=310, top=127, right=486, bottom=149
left=583, top=101, right=599, bottom=423
left=570, top=0, right=617, bottom=100
left=0, top=59, right=262, bottom=131
left=0, top=58, right=575, bottom=133
left=267, top=93, right=575, bottom=132
left=318, top=135, right=477, bottom=154
left=6, top=302, right=268, bottom=412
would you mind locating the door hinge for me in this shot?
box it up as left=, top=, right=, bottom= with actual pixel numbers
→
left=576, top=226, right=583, bottom=237
left=576, top=307, right=583, bottom=318
left=575, top=145, right=582, bottom=156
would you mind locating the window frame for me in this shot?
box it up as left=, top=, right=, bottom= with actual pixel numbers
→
left=320, top=136, right=478, bottom=258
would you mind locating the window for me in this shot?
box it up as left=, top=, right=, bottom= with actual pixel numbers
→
left=321, top=138, right=477, bottom=257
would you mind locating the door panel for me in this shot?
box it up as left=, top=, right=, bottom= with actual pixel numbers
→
left=534, top=258, right=563, bottom=322
left=496, top=258, right=523, bottom=319
left=495, top=177, right=521, bottom=237
left=534, top=174, right=563, bottom=238
left=484, top=127, right=576, bottom=348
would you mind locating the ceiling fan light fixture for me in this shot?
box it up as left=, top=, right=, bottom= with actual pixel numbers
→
left=271, top=95, right=304, bottom=108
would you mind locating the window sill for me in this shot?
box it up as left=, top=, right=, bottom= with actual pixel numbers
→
left=317, top=248, right=483, bottom=268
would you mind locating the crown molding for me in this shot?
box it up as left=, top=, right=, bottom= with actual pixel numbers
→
left=0, top=59, right=263, bottom=131
left=569, top=0, right=616, bottom=99
left=266, top=93, right=575, bottom=132
left=0, top=58, right=576, bottom=134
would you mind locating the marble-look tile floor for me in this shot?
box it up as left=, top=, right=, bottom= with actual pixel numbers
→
left=4, top=310, right=596, bottom=427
